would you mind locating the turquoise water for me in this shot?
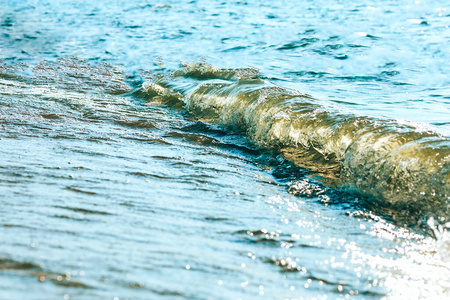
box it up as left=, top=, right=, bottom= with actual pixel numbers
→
left=1, top=0, right=449, bottom=299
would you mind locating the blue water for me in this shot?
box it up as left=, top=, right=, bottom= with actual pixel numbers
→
left=1, top=0, right=449, bottom=299
left=3, top=0, right=449, bottom=132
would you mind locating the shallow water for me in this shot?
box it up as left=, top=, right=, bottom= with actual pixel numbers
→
left=1, top=0, right=450, bottom=299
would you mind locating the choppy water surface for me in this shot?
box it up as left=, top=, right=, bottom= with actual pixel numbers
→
left=1, top=0, right=449, bottom=299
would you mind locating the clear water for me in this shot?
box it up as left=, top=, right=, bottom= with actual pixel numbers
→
left=1, top=0, right=449, bottom=299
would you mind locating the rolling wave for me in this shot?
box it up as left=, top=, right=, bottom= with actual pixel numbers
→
left=143, top=63, right=450, bottom=221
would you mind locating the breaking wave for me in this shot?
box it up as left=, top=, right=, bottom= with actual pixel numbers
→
left=143, top=63, right=450, bottom=221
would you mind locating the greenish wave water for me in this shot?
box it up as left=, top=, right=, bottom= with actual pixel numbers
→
left=145, top=63, right=450, bottom=222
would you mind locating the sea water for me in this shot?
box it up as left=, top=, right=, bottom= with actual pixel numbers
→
left=1, top=0, right=449, bottom=299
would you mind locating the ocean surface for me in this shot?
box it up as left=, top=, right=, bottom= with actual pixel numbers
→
left=1, top=0, right=449, bottom=299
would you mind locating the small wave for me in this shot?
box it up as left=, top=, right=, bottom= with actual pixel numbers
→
left=0, top=257, right=90, bottom=289
left=143, top=63, right=450, bottom=222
